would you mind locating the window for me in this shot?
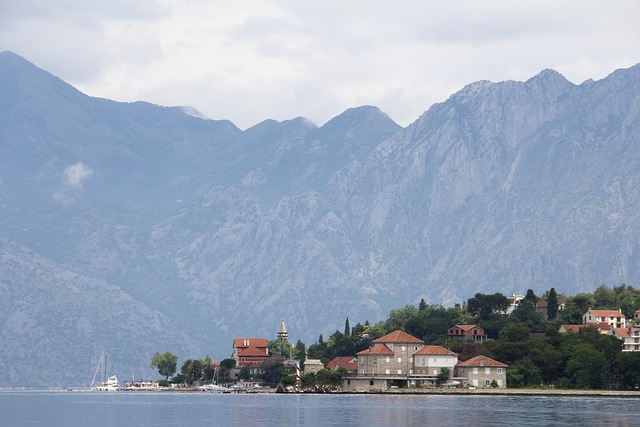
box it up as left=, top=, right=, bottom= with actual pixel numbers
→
left=385, top=369, right=390, bottom=375
left=497, top=368, right=502, bottom=374
left=485, top=367, right=491, bottom=374
left=401, top=346, right=406, bottom=352
left=386, top=357, right=390, bottom=363
left=397, top=357, right=402, bottom=363
left=485, top=380, right=491, bottom=386
left=473, top=367, right=478, bottom=374
left=370, top=380, right=374, bottom=386
left=397, top=370, right=402, bottom=375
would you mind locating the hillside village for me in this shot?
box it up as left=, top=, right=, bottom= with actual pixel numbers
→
left=156, top=285, right=640, bottom=392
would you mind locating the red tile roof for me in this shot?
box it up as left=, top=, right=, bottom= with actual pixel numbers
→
left=233, top=338, right=268, bottom=349
left=327, top=357, right=358, bottom=371
left=457, top=355, right=507, bottom=368
left=373, top=330, right=424, bottom=344
left=414, top=345, right=457, bottom=356
left=559, top=324, right=582, bottom=333
left=450, top=324, right=483, bottom=332
left=357, top=344, right=394, bottom=355
left=587, top=309, right=623, bottom=317
left=239, top=346, right=269, bottom=357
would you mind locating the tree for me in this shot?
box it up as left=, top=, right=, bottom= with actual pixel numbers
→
left=506, top=358, right=542, bottom=388
left=418, top=298, right=428, bottom=311
left=467, top=293, right=510, bottom=320
left=618, top=352, right=640, bottom=389
left=524, top=289, right=538, bottom=304
left=179, top=359, right=204, bottom=385
left=150, top=352, right=178, bottom=381
left=344, top=318, right=351, bottom=337
left=219, top=358, right=236, bottom=384
left=547, top=288, right=559, bottom=321
left=436, top=367, right=451, bottom=385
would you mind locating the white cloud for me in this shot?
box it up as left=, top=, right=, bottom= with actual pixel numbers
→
left=1, top=0, right=639, bottom=129
left=53, top=162, right=94, bottom=204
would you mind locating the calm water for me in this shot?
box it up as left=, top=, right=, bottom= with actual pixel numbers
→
left=1, top=391, right=639, bottom=426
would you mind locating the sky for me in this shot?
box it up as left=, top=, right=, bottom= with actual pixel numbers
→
left=1, top=1, right=639, bottom=129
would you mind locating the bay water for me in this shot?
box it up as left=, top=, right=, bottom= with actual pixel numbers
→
left=1, top=391, right=638, bottom=426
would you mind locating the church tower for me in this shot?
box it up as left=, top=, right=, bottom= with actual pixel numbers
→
left=277, top=319, right=288, bottom=342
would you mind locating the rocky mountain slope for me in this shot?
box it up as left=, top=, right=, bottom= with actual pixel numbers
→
left=1, top=50, right=639, bottom=387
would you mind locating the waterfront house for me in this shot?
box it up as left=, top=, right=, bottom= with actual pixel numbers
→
left=413, top=345, right=458, bottom=385
left=342, top=329, right=508, bottom=391
left=447, top=324, right=486, bottom=343
left=583, top=309, right=626, bottom=329
left=232, top=338, right=269, bottom=374
left=455, top=355, right=508, bottom=388
left=357, top=330, right=425, bottom=376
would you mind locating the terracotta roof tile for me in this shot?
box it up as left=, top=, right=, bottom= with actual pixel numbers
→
left=373, top=330, right=424, bottom=344
left=327, top=357, right=358, bottom=371
left=588, top=309, right=623, bottom=317
left=239, top=346, right=269, bottom=357
left=357, top=344, right=394, bottom=355
left=456, top=355, right=508, bottom=368
left=414, top=345, right=457, bottom=356
left=233, top=338, right=268, bottom=348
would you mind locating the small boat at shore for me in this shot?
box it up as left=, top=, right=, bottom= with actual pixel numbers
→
left=91, top=352, right=119, bottom=391
left=196, top=384, right=228, bottom=392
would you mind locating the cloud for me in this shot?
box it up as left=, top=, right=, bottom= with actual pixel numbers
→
left=53, top=162, right=94, bottom=204
left=1, top=0, right=639, bottom=129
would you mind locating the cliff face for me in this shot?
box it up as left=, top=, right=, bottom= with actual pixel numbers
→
left=1, top=50, right=639, bottom=387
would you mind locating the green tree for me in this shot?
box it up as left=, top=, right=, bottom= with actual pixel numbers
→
left=344, top=318, right=351, bottom=337
left=436, top=367, right=451, bottom=385
left=506, top=358, right=542, bottom=388
left=418, top=298, right=428, bottom=311
left=618, top=352, right=640, bottom=389
left=547, top=288, right=559, bottom=321
left=564, top=344, right=608, bottom=389
left=259, top=357, right=284, bottom=387
left=467, top=293, right=510, bottom=320
left=524, top=289, right=538, bottom=304
left=219, top=358, right=236, bottom=383
left=179, top=359, right=204, bottom=385
left=150, top=352, right=178, bottom=381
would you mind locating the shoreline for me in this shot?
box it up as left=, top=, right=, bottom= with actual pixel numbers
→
left=329, top=388, right=640, bottom=398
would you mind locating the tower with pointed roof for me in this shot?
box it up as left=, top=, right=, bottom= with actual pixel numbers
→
left=277, top=319, right=288, bottom=342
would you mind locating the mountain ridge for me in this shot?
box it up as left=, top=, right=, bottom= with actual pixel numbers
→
left=1, top=50, right=639, bottom=387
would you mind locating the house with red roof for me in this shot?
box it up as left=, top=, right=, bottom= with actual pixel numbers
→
left=327, top=357, right=358, bottom=373
left=413, top=345, right=458, bottom=384
left=447, top=324, right=486, bottom=342
left=231, top=338, right=269, bottom=374
left=455, top=355, right=508, bottom=388
left=608, top=327, right=640, bottom=352
left=583, top=309, right=626, bottom=329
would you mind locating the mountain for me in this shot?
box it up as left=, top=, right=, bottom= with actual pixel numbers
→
left=1, top=50, right=639, bottom=387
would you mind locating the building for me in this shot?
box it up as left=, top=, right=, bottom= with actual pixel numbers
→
left=506, top=294, right=525, bottom=314
left=583, top=309, right=627, bottom=329
left=455, top=355, right=508, bottom=388
left=231, top=338, right=269, bottom=373
left=447, top=324, right=486, bottom=342
left=327, top=357, right=358, bottom=373
left=277, top=319, right=288, bottom=341
left=357, top=330, right=425, bottom=376
left=413, top=345, right=458, bottom=385
left=342, top=330, right=508, bottom=392
left=303, top=358, right=324, bottom=374
left=608, top=327, right=640, bottom=352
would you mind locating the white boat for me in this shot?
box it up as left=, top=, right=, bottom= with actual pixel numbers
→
left=196, top=383, right=228, bottom=392
left=91, top=352, right=119, bottom=391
